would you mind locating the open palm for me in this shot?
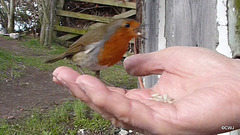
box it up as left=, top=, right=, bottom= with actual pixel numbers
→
left=53, top=47, right=240, bottom=134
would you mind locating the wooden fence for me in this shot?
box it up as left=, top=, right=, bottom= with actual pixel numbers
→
left=54, top=0, right=137, bottom=41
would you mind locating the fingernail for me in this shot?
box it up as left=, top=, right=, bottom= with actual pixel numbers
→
left=53, top=75, right=69, bottom=88
left=53, top=75, right=77, bottom=97
left=76, top=79, right=89, bottom=93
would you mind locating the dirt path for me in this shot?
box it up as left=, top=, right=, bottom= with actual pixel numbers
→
left=0, top=37, right=74, bottom=119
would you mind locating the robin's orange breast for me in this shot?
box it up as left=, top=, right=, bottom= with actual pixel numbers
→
left=97, top=26, right=138, bottom=67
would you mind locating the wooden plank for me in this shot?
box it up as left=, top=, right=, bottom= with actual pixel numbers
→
left=73, top=0, right=136, bottom=9
left=56, top=9, right=113, bottom=23
left=113, top=9, right=136, bottom=19
left=165, top=0, right=217, bottom=49
left=87, top=10, right=136, bottom=30
left=58, top=33, right=79, bottom=40
left=56, top=9, right=136, bottom=33
left=57, top=9, right=136, bottom=22
left=54, top=25, right=87, bottom=35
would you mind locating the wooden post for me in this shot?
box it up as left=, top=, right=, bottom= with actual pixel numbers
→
left=54, top=0, right=65, bottom=38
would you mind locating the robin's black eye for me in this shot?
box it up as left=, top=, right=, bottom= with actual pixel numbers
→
left=125, top=23, right=130, bottom=28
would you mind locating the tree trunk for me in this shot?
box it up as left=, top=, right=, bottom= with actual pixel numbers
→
left=8, top=0, right=15, bottom=33
left=1, top=0, right=15, bottom=33
left=48, top=0, right=57, bottom=45
left=40, top=23, right=46, bottom=46
left=39, top=0, right=57, bottom=46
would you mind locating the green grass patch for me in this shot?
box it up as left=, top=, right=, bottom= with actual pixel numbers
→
left=23, top=39, right=66, bottom=55
left=0, top=35, right=14, bottom=40
left=0, top=49, right=71, bottom=80
left=0, top=38, right=75, bottom=79
left=101, top=65, right=137, bottom=89
left=0, top=100, right=115, bottom=135
left=0, top=50, right=25, bottom=80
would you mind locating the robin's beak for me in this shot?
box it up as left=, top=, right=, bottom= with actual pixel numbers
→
left=137, top=32, right=142, bottom=36
left=134, top=24, right=147, bottom=40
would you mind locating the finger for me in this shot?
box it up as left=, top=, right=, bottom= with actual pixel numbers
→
left=123, top=47, right=182, bottom=76
left=53, top=66, right=77, bottom=85
left=123, top=46, right=218, bottom=76
left=52, top=66, right=89, bottom=102
left=123, top=52, right=165, bottom=76
left=76, top=75, right=173, bottom=134
left=107, top=87, right=127, bottom=95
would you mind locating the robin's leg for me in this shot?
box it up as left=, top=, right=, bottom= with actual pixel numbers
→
left=94, top=70, right=114, bottom=86
left=77, top=66, right=85, bottom=75
left=95, top=70, right=100, bottom=78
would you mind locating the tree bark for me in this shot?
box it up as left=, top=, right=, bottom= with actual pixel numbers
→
left=1, top=0, right=15, bottom=33
left=8, top=0, right=15, bottom=33
left=40, top=22, right=46, bottom=46
left=48, top=0, right=57, bottom=45
left=38, top=0, right=57, bottom=46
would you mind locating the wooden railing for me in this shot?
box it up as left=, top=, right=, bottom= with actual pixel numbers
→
left=54, top=0, right=136, bottom=41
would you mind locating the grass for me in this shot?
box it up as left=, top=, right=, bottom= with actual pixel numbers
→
left=0, top=50, right=25, bottom=80
left=0, top=49, right=69, bottom=80
left=23, top=39, right=66, bottom=55
left=0, top=37, right=137, bottom=134
left=0, top=39, right=73, bottom=80
left=0, top=35, right=14, bottom=40
left=0, top=101, right=114, bottom=135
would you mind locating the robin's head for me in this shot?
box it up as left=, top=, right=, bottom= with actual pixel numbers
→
left=119, top=19, right=141, bottom=37
left=105, top=19, right=141, bottom=40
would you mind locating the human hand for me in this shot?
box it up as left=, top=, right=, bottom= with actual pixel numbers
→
left=52, top=46, right=240, bottom=134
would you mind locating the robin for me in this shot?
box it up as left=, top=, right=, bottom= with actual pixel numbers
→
left=45, top=19, right=141, bottom=78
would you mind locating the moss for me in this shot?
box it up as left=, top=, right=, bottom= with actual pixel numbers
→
left=235, top=0, right=240, bottom=10
left=235, top=0, right=240, bottom=34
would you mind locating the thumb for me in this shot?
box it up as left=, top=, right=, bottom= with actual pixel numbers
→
left=123, top=46, right=224, bottom=77
left=123, top=48, right=174, bottom=76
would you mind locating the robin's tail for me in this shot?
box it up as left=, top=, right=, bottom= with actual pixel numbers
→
left=45, top=54, right=66, bottom=63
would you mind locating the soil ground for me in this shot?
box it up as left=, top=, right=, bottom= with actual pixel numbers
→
left=0, top=37, right=74, bottom=119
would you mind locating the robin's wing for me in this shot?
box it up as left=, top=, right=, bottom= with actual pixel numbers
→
left=64, top=24, right=109, bottom=57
